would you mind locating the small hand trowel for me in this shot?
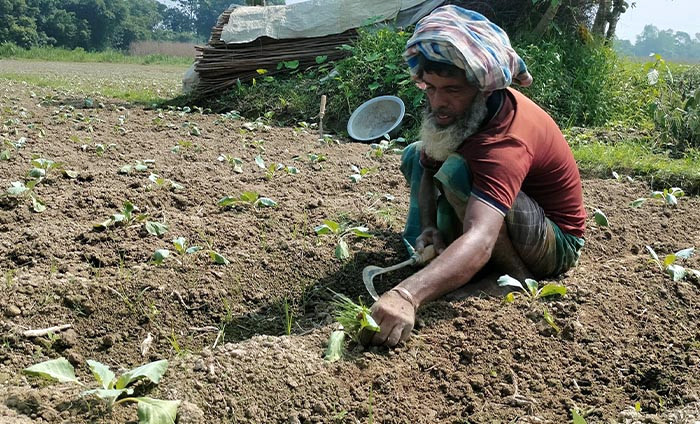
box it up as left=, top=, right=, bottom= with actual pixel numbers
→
left=363, top=245, right=437, bottom=301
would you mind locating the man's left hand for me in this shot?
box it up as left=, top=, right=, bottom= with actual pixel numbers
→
left=360, top=290, right=415, bottom=347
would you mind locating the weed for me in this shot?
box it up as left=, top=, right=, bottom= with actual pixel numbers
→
left=23, top=358, right=179, bottom=424
left=282, top=299, right=293, bottom=336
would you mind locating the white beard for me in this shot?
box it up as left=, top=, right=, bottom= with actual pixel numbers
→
left=419, top=92, right=489, bottom=162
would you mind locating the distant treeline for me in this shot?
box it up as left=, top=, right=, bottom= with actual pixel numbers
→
left=0, top=0, right=284, bottom=51
left=616, top=25, right=700, bottom=62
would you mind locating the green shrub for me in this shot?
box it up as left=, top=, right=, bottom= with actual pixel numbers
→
left=516, top=37, right=620, bottom=128
left=647, top=60, right=700, bottom=151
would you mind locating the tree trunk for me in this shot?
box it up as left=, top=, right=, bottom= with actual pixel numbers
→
left=605, top=0, right=627, bottom=41
left=591, top=0, right=611, bottom=37
left=532, top=0, right=562, bottom=38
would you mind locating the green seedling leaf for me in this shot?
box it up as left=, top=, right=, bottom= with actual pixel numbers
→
left=152, top=249, right=170, bottom=265
left=542, top=307, right=560, bottom=333
left=629, top=198, right=646, bottom=208
left=537, top=284, right=567, bottom=298
left=63, top=169, right=79, bottom=179
left=23, top=357, right=79, bottom=383
left=254, top=155, right=265, bottom=169
left=663, top=254, right=676, bottom=267
left=217, top=196, right=236, bottom=208
left=675, top=247, right=694, bottom=259
left=315, top=55, right=328, bottom=64
left=634, top=401, right=642, bottom=412
left=7, top=181, right=28, bottom=196
left=120, top=164, right=133, bottom=174
left=28, top=168, right=45, bottom=179
left=314, top=224, right=332, bottom=235
left=31, top=196, right=46, bottom=213
left=349, top=174, right=362, bottom=183
left=81, top=388, right=131, bottom=405
left=87, top=360, right=115, bottom=390
left=593, top=209, right=608, bottom=226
left=134, top=163, right=149, bottom=172
left=0, top=149, right=9, bottom=160
left=240, top=191, right=259, bottom=203
left=666, top=264, right=686, bottom=281
left=209, top=251, right=230, bottom=265
left=335, top=239, right=350, bottom=261
left=286, top=166, right=299, bottom=174
left=665, top=193, right=677, bottom=206
left=349, top=227, right=372, bottom=238
left=172, top=237, right=186, bottom=254
left=646, top=245, right=660, bottom=264
left=185, top=246, right=201, bottom=254
left=322, top=219, right=340, bottom=233
left=115, top=360, right=168, bottom=390
left=525, top=279, right=539, bottom=297
left=360, top=311, right=380, bottom=333
left=497, top=274, right=526, bottom=292
left=145, top=221, right=169, bottom=237
left=255, top=197, right=277, bottom=208
left=324, top=330, right=345, bottom=362
left=503, top=292, right=515, bottom=303
left=136, top=397, right=180, bottom=424
left=572, top=409, right=588, bottom=424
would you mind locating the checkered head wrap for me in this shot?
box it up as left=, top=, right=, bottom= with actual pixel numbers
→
left=404, top=6, right=533, bottom=92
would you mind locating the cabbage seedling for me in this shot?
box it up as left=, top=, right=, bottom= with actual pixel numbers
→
left=651, top=187, right=684, bottom=207
left=94, top=201, right=146, bottom=229
left=148, top=173, right=183, bottom=191
left=349, top=165, right=375, bottom=183
left=367, top=135, right=405, bottom=159
left=217, top=191, right=277, bottom=209
left=646, top=246, right=699, bottom=281
left=23, top=358, right=179, bottom=424
left=28, top=157, right=62, bottom=182
left=217, top=154, right=243, bottom=173
left=152, top=237, right=203, bottom=265
left=498, top=275, right=567, bottom=333
left=5, top=180, right=45, bottom=212
left=314, top=219, right=373, bottom=261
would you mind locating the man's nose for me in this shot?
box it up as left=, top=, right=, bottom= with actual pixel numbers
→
left=431, top=91, right=449, bottom=109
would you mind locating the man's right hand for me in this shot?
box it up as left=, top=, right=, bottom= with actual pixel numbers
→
left=415, top=226, right=446, bottom=255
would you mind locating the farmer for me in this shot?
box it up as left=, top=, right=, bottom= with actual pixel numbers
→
left=363, top=6, right=586, bottom=347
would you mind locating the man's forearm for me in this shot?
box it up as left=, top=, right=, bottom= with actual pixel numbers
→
left=398, top=229, right=492, bottom=306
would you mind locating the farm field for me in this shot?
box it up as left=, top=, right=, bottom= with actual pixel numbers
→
left=1, top=62, right=700, bottom=424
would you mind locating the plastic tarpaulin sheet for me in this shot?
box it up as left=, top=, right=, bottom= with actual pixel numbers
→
left=221, top=0, right=437, bottom=44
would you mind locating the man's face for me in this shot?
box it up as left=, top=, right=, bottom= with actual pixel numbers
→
left=422, top=71, right=479, bottom=127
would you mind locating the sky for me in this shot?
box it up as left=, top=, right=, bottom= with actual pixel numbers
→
left=615, top=0, right=699, bottom=42
left=154, top=0, right=697, bottom=43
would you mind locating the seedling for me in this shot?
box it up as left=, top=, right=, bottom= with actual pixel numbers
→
left=5, top=180, right=45, bottom=212
left=314, top=219, right=373, bottom=261
left=147, top=173, right=183, bottom=191
left=171, top=140, right=200, bottom=155
left=307, top=153, right=327, bottom=165
left=1, top=136, right=26, bottom=160
left=217, top=154, right=243, bottom=173
left=152, top=237, right=202, bottom=265
left=368, top=135, right=406, bottom=159
left=652, top=187, right=684, bottom=207
left=28, top=157, right=62, bottom=182
left=144, top=221, right=169, bottom=237
left=153, top=236, right=227, bottom=266
left=646, top=246, right=699, bottom=281
left=498, top=275, right=567, bottom=332
left=94, top=201, right=146, bottom=229
left=23, top=358, right=179, bottom=424
left=349, top=165, right=375, bottom=183
left=325, top=292, right=379, bottom=361
left=217, top=191, right=277, bottom=209
left=119, top=160, right=154, bottom=175
left=92, top=143, right=117, bottom=157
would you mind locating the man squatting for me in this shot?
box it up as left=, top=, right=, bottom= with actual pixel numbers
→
left=362, top=6, right=586, bottom=347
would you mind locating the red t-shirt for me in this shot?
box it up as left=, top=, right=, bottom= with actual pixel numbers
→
left=421, top=88, right=586, bottom=238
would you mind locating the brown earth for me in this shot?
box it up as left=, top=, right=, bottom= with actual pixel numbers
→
left=1, top=75, right=700, bottom=424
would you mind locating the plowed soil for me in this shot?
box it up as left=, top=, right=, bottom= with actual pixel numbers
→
left=1, top=74, right=699, bottom=424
